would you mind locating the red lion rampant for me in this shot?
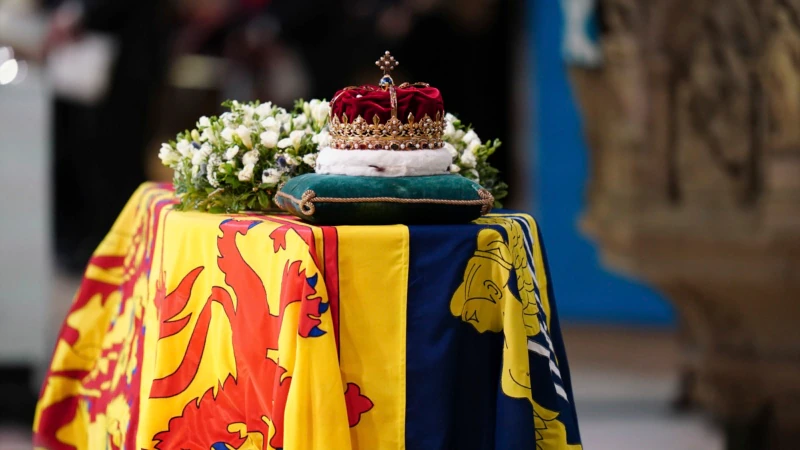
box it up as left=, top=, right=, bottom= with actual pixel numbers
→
left=151, top=219, right=372, bottom=450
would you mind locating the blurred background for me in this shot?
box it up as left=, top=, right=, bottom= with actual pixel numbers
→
left=2, top=0, right=799, bottom=448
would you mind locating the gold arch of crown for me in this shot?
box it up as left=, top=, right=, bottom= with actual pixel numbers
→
left=328, top=51, right=446, bottom=151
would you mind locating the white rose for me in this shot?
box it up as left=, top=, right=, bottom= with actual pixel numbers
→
left=158, top=142, right=173, bottom=153
left=292, top=114, right=308, bottom=130
left=260, top=116, right=280, bottom=132
left=191, top=144, right=212, bottom=166
left=220, top=112, right=238, bottom=127
left=311, top=101, right=330, bottom=127
left=448, top=164, right=461, bottom=173
left=303, top=99, right=316, bottom=117
left=462, top=130, right=480, bottom=146
left=445, top=112, right=457, bottom=123
left=158, top=143, right=180, bottom=166
left=242, top=149, right=259, bottom=166
left=224, top=145, right=240, bottom=161
left=454, top=129, right=465, bottom=141
left=255, top=102, right=274, bottom=118
left=467, top=139, right=481, bottom=155
left=242, top=104, right=255, bottom=120
left=312, top=130, right=331, bottom=149
left=198, top=116, right=211, bottom=128
left=275, top=112, right=292, bottom=131
left=459, top=149, right=477, bottom=168
left=443, top=142, right=459, bottom=159
left=238, top=163, right=255, bottom=182
left=200, top=128, right=217, bottom=144
left=176, top=139, right=192, bottom=157
left=290, top=129, right=305, bottom=147
left=444, top=121, right=456, bottom=138
left=302, top=152, right=318, bottom=167
left=262, top=168, right=283, bottom=185
left=221, top=127, right=235, bottom=143
left=236, top=125, right=253, bottom=149
left=277, top=138, right=293, bottom=149
left=260, top=130, right=279, bottom=148
left=243, top=108, right=257, bottom=127
left=278, top=130, right=306, bottom=149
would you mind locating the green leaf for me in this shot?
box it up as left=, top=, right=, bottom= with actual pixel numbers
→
left=257, top=191, right=270, bottom=209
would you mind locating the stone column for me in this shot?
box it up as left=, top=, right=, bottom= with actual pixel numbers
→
left=569, top=0, right=800, bottom=448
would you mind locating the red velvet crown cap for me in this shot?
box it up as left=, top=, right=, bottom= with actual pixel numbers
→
left=330, top=85, right=444, bottom=124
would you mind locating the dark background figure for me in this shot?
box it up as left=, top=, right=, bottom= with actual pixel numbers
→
left=0, top=0, right=175, bottom=427
left=46, top=0, right=174, bottom=273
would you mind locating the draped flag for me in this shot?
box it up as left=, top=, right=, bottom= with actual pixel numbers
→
left=34, top=183, right=582, bottom=450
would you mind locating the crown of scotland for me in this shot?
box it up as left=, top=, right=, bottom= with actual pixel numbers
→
left=328, top=51, right=446, bottom=151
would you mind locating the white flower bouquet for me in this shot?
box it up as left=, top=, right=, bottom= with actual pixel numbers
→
left=442, top=113, right=508, bottom=203
left=159, top=99, right=508, bottom=213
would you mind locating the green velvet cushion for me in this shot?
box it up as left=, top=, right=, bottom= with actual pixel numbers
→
left=274, top=174, right=493, bottom=225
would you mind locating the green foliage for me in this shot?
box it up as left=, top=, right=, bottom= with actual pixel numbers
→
left=442, top=116, right=508, bottom=205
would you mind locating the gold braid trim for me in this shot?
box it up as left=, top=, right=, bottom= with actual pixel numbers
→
left=275, top=188, right=494, bottom=217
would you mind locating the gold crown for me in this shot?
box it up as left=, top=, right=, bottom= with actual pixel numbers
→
left=328, top=51, right=445, bottom=151
left=328, top=111, right=445, bottom=151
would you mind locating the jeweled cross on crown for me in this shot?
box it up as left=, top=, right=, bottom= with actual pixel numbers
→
left=376, top=51, right=398, bottom=89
